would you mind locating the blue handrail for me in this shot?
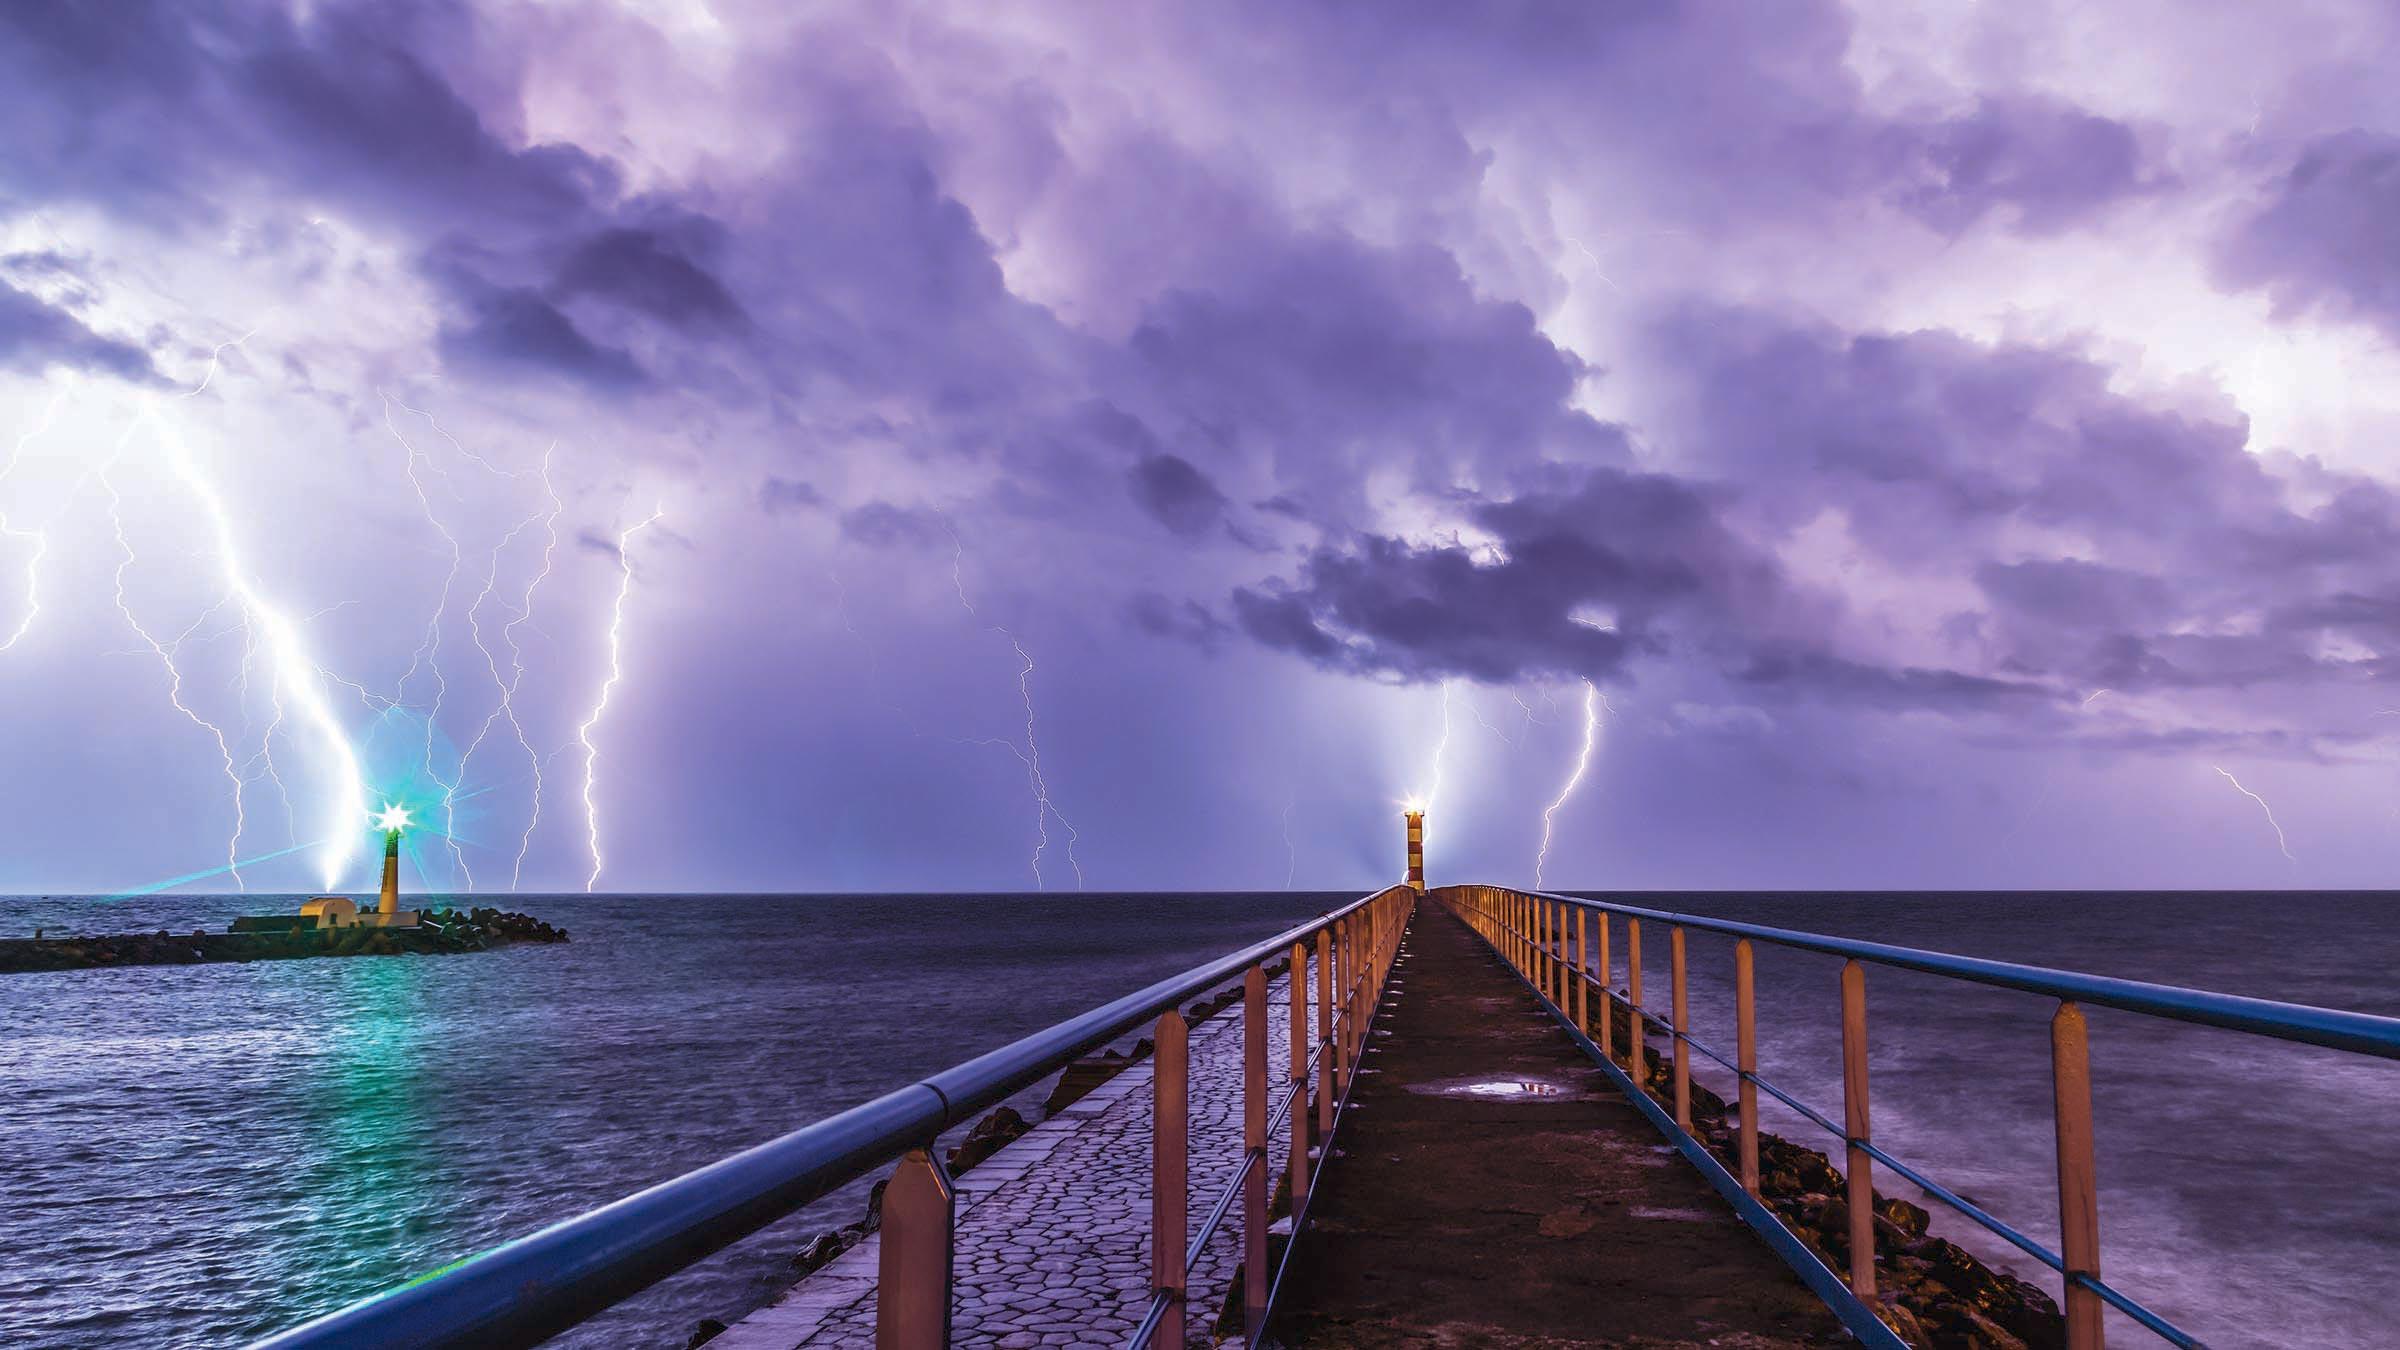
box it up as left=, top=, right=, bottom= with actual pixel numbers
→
left=249, top=887, right=1407, bottom=1350
left=1474, top=886, right=2400, bottom=1349
left=1531, top=890, right=2400, bottom=1059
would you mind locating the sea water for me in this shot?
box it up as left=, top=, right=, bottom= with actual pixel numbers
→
left=1, top=891, right=2393, bottom=1348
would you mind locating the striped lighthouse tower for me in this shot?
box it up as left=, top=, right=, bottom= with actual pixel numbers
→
left=1404, top=810, right=1425, bottom=892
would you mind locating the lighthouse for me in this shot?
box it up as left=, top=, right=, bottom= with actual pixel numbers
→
left=378, top=823, right=403, bottom=916
left=358, top=803, right=420, bottom=927
left=1404, top=809, right=1425, bottom=892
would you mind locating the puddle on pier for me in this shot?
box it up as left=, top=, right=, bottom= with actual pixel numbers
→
left=1406, top=1075, right=1588, bottom=1101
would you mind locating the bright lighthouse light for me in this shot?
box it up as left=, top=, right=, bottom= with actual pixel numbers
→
left=373, top=804, right=413, bottom=834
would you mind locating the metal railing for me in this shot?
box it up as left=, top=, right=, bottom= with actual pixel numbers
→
left=250, top=885, right=1417, bottom=1350
left=1126, top=882, right=1410, bottom=1349
left=1441, top=885, right=2400, bottom=1350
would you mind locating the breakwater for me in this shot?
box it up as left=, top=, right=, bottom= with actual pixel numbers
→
left=1590, top=991, right=2065, bottom=1347
left=0, top=906, right=567, bottom=975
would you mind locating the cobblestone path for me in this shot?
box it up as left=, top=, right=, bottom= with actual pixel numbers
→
left=717, top=963, right=1321, bottom=1349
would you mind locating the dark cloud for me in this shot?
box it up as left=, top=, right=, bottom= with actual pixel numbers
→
left=759, top=477, right=824, bottom=516
left=0, top=282, right=158, bottom=381
left=1735, top=646, right=2055, bottom=711
left=1128, top=453, right=1228, bottom=537
left=839, top=501, right=950, bottom=549
left=434, top=279, right=646, bottom=391
left=0, top=2, right=612, bottom=236
left=1127, top=591, right=1230, bottom=651
left=2219, top=130, right=2400, bottom=342
left=1230, top=465, right=1743, bottom=684
left=1894, top=96, right=2160, bottom=234
left=552, top=223, right=747, bottom=332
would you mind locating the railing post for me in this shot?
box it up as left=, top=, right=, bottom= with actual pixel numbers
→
left=2053, top=1001, right=2106, bottom=1350
left=1289, top=941, right=1311, bottom=1213
left=1595, top=912, right=1613, bottom=1062
left=1152, top=1008, right=1189, bottom=1350
left=1244, top=965, right=1268, bottom=1340
left=1627, top=917, right=1645, bottom=1084
left=1315, top=928, right=1334, bottom=1137
left=1331, top=921, right=1350, bottom=1102
left=1343, top=914, right=1360, bottom=1067
left=1573, top=907, right=1588, bottom=1036
left=1671, top=925, right=1691, bottom=1131
left=1556, top=901, right=1567, bottom=1005
left=1549, top=900, right=1561, bottom=1004
left=1536, top=897, right=1549, bottom=999
left=1840, top=960, right=1875, bottom=1302
left=875, top=1148, right=955, bottom=1350
left=1736, top=938, right=1759, bottom=1196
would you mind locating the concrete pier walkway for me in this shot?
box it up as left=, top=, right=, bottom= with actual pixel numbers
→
left=718, top=969, right=1309, bottom=1348
left=1266, top=903, right=1848, bottom=1348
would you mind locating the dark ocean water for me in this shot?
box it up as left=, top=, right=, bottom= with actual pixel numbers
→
left=1, top=891, right=2393, bottom=1349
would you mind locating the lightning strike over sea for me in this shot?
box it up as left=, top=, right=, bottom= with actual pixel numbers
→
left=137, top=364, right=371, bottom=891
left=2213, top=765, right=2296, bottom=862
left=943, top=519, right=1083, bottom=890
left=0, top=390, right=66, bottom=653
left=578, top=505, right=664, bottom=893
left=453, top=441, right=565, bottom=892
left=1534, top=680, right=1602, bottom=889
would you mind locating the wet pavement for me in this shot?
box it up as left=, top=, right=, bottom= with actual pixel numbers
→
left=1266, top=902, right=1851, bottom=1349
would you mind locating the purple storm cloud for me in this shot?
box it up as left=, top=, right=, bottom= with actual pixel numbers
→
left=5, top=0, right=2400, bottom=892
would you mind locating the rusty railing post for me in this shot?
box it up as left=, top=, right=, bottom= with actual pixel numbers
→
left=1315, top=928, right=1334, bottom=1137
left=1573, top=906, right=1589, bottom=1035
left=1243, top=965, right=1268, bottom=1339
left=875, top=1148, right=955, bottom=1350
left=1289, top=942, right=1311, bottom=1211
left=1332, top=921, right=1350, bottom=1102
left=1343, top=914, right=1360, bottom=1067
left=1627, top=917, right=1645, bottom=1083
left=1840, top=960, right=1874, bottom=1301
left=1595, top=911, right=1613, bottom=1062
left=1549, top=900, right=1562, bottom=1004
left=1736, top=938, right=1760, bottom=1196
left=1152, top=1008, right=1189, bottom=1350
left=1537, top=897, right=1550, bottom=1000
left=2053, top=1001, right=2106, bottom=1350
left=1671, top=925, right=1691, bottom=1131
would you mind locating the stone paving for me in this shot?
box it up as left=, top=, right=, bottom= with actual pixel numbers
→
left=716, top=962, right=1324, bottom=1349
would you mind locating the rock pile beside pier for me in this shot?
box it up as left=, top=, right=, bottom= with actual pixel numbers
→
left=1591, top=992, right=2067, bottom=1349
left=0, top=906, right=568, bottom=975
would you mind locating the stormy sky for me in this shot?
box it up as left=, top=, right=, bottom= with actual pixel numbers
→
left=8, top=0, right=2400, bottom=894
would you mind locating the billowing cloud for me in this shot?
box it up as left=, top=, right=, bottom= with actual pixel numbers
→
left=0, top=281, right=157, bottom=381
left=6, top=0, right=2400, bottom=905
left=2219, top=130, right=2400, bottom=343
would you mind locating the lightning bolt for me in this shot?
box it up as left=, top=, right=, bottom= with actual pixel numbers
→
left=1418, top=680, right=1456, bottom=814
left=2212, top=765, right=2295, bottom=862
left=1464, top=689, right=1517, bottom=746
left=453, top=441, right=564, bottom=892
left=380, top=394, right=472, bottom=883
left=944, top=520, right=1083, bottom=890
left=1281, top=789, right=1298, bottom=889
left=121, top=338, right=370, bottom=890
left=107, top=462, right=250, bottom=884
left=1560, top=234, right=1625, bottom=294
left=579, top=505, right=663, bottom=892
left=0, top=391, right=67, bottom=653
left=1534, top=680, right=1603, bottom=889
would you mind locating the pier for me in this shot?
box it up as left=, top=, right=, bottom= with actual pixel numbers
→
left=248, top=850, right=2400, bottom=1349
